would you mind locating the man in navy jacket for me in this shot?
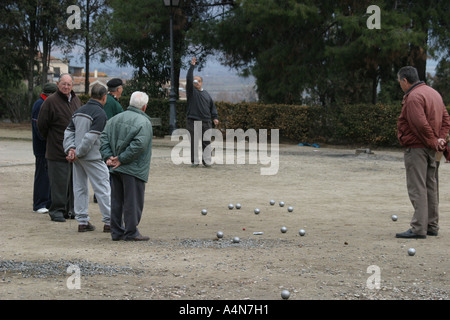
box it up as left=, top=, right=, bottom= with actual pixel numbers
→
left=31, top=83, right=57, bottom=213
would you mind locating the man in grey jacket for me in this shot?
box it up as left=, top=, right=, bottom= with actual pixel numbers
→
left=100, top=91, right=152, bottom=241
left=63, top=84, right=111, bottom=233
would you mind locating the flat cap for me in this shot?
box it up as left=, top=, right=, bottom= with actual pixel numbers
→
left=43, top=83, right=57, bottom=94
left=107, top=78, right=123, bottom=88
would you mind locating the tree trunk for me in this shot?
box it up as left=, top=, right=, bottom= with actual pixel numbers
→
left=84, top=0, right=91, bottom=95
left=27, top=4, right=38, bottom=111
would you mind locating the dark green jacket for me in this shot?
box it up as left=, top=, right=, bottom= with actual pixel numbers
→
left=100, top=106, right=153, bottom=182
left=103, top=94, right=123, bottom=120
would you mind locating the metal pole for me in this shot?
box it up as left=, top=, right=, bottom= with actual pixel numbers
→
left=168, top=11, right=177, bottom=135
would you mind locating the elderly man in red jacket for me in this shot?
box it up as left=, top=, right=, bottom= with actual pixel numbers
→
left=396, top=66, right=450, bottom=239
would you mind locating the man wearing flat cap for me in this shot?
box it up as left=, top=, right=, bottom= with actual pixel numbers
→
left=104, top=78, right=124, bottom=120
left=31, top=83, right=57, bottom=214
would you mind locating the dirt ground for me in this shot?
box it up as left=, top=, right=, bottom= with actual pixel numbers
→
left=0, top=123, right=448, bottom=302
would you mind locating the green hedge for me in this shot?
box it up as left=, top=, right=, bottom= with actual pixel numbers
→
left=78, top=94, right=450, bottom=148
left=215, top=102, right=403, bottom=147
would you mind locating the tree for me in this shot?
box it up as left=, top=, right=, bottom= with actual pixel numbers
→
left=431, top=58, right=450, bottom=105
left=108, top=0, right=233, bottom=98
left=38, top=0, right=71, bottom=86
left=65, top=0, right=111, bottom=94
left=0, top=0, right=75, bottom=120
left=189, top=0, right=450, bottom=106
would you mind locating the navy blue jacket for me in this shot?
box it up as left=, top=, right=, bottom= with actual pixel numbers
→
left=31, top=94, right=47, bottom=157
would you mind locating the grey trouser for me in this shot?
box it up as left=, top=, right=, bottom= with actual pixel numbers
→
left=47, top=159, right=74, bottom=218
left=404, top=148, right=439, bottom=235
left=72, top=159, right=111, bottom=224
left=110, top=172, right=146, bottom=240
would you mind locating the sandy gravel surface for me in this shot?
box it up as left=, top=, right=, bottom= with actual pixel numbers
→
left=0, top=123, right=448, bottom=303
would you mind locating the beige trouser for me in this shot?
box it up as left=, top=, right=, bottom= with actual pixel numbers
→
left=404, top=148, right=439, bottom=235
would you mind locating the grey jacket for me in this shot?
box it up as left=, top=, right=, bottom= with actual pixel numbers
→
left=63, top=99, right=108, bottom=161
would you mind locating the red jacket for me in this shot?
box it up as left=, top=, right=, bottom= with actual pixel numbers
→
left=397, top=82, right=450, bottom=150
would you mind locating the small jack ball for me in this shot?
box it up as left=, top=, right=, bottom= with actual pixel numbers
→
left=201, top=209, right=207, bottom=215
left=254, top=208, right=260, bottom=214
left=408, top=248, right=416, bottom=256
left=288, top=206, right=293, bottom=212
left=281, top=290, right=290, bottom=300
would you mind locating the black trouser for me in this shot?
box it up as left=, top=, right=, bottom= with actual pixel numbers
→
left=110, top=172, right=145, bottom=240
left=33, top=156, right=51, bottom=211
left=186, top=118, right=212, bottom=165
left=47, top=159, right=74, bottom=219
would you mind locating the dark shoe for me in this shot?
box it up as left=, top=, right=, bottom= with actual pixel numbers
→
left=78, top=222, right=96, bottom=232
left=111, top=236, right=123, bottom=241
left=103, top=224, right=111, bottom=233
left=396, top=229, right=426, bottom=239
left=49, top=212, right=66, bottom=222
left=125, top=235, right=150, bottom=241
left=93, top=195, right=97, bottom=203
left=191, top=163, right=199, bottom=167
left=427, top=230, right=438, bottom=236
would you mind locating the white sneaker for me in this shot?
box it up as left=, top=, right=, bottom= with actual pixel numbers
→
left=35, top=208, right=49, bottom=214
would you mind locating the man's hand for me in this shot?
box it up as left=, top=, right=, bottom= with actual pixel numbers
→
left=191, top=57, right=197, bottom=66
left=213, top=119, right=219, bottom=126
left=66, top=148, right=77, bottom=162
left=106, top=156, right=121, bottom=169
left=437, top=138, right=447, bottom=151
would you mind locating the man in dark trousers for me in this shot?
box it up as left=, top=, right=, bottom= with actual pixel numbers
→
left=37, top=74, right=82, bottom=222
left=31, top=83, right=57, bottom=214
left=396, top=66, right=450, bottom=239
left=186, top=57, right=219, bottom=167
left=100, top=91, right=153, bottom=241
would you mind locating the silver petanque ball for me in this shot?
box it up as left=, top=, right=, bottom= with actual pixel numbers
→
left=228, top=203, right=234, bottom=210
left=279, top=201, right=285, bottom=207
left=288, top=206, right=294, bottom=212
left=299, top=229, right=306, bottom=236
left=270, top=200, right=275, bottom=205
left=216, top=231, right=224, bottom=239
left=281, top=289, right=290, bottom=300
left=281, top=226, right=287, bottom=233
left=201, top=209, right=207, bottom=215
left=236, top=203, right=241, bottom=209
left=391, top=214, right=398, bottom=221
left=232, top=236, right=240, bottom=243
left=408, top=248, right=416, bottom=256
left=254, top=208, right=260, bottom=214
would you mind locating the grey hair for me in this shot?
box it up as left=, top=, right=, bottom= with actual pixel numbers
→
left=129, top=91, right=149, bottom=109
left=91, top=83, right=107, bottom=100
left=397, top=66, right=420, bottom=84
left=58, top=73, right=74, bottom=83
